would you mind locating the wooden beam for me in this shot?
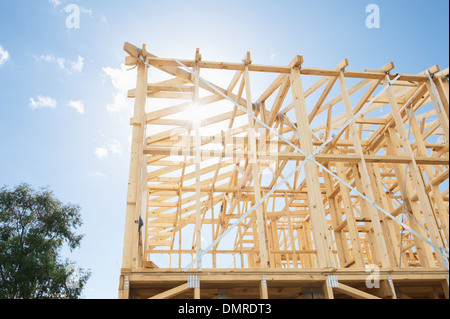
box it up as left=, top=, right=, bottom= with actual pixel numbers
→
left=145, top=55, right=431, bottom=82
left=121, top=43, right=449, bottom=300
left=338, top=65, right=391, bottom=268
left=334, top=283, right=381, bottom=299
left=260, top=276, right=269, bottom=299
left=290, top=57, right=333, bottom=268
left=122, top=44, right=148, bottom=271
left=383, top=75, right=447, bottom=269
left=149, top=283, right=191, bottom=299
left=244, top=54, right=270, bottom=268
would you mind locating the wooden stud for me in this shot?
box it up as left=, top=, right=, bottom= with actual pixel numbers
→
left=337, top=66, right=391, bottom=269
left=149, top=283, right=191, bottom=299
left=290, top=57, right=334, bottom=268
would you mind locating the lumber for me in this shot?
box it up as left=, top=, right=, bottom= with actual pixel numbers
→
left=119, top=42, right=450, bottom=300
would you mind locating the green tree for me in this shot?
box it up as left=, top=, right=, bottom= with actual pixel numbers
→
left=0, top=184, right=90, bottom=299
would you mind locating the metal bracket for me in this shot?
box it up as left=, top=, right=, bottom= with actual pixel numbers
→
left=188, top=275, right=200, bottom=289
left=124, top=276, right=130, bottom=290
left=326, top=275, right=339, bottom=288
left=387, top=275, right=394, bottom=287
left=261, top=275, right=267, bottom=289
left=137, top=48, right=151, bottom=68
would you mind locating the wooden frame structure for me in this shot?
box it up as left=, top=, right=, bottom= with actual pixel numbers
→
left=119, top=42, right=449, bottom=299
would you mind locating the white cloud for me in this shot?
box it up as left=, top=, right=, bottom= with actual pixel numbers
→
left=62, top=55, right=84, bottom=73
left=101, top=16, right=108, bottom=24
left=106, top=93, right=129, bottom=113
left=102, top=66, right=135, bottom=115
left=35, top=54, right=84, bottom=74
left=49, top=0, right=61, bottom=7
left=92, top=171, right=108, bottom=178
left=102, top=66, right=135, bottom=92
left=270, top=53, right=276, bottom=62
left=95, top=131, right=123, bottom=159
left=69, top=100, right=85, bottom=114
left=29, top=96, right=57, bottom=110
left=107, top=139, right=123, bottom=155
left=38, top=54, right=54, bottom=62
left=95, top=147, right=108, bottom=160
left=0, top=46, right=9, bottom=67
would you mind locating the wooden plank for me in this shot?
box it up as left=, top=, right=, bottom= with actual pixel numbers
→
left=334, top=283, right=381, bottom=299
left=194, top=51, right=203, bottom=269
left=124, top=42, right=139, bottom=58
left=122, top=45, right=148, bottom=270
left=323, top=167, right=349, bottom=267
left=334, top=152, right=365, bottom=268
left=426, top=79, right=450, bottom=142
left=337, top=64, right=391, bottom=268
left=260, top=277, right=269, bottom=299
left=323, top=280, right=334, bottom=299
left=258, top=73, right=286, bottom=103
left=144, top=147, right=450, bottom=165
left=308, top=72, right=338, bottom=124
left=145, top=55, right=431, bottom=82
left=267, top=75, right=291, bottom=126
left=244, top=54, right=270, bottom=268
left=409, top=111, right=449, bottom=244
left=121, top=43, right=449, bottom=300
left=149, top=283, right=191, bottom=299
left=384, top=75, right=447, bottom=269
left=290, top=56, right=333, bottom=268
left=385, top=129, right=436, bottom=268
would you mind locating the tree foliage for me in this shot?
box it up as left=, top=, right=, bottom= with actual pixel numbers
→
left=0, top=184, right=90, bottom=299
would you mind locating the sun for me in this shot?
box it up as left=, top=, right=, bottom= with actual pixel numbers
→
left=186, top=102, right=203, bottom=124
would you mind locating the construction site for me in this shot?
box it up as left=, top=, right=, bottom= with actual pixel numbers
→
left=118, top=42, right=449, bottom=300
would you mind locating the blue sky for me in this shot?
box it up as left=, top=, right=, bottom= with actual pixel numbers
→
left=0, top=0, right=448, bottom=299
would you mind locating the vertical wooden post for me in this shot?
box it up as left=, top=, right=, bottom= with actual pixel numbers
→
left=244, top=52, right=270, bottom=268
left=194, top=49, right=203, bottom=270
left=383, top=75, right=447, bottom=269
left=290, top=56, right=333, bottom=268
left=194, top=287, right=201, bottom=299
left=367, top=163, right=401, bottom=267
left=337, top=62, right=391, bottom=268
left=384, top=128, right=434, bottom=268
left=272, top=220, right=282, bottom=268
left=335, top=157, right=364, bottom=268
left=425, top=72, right=449, bottom=142
left=284, top=194, right=299, bottom=268
left=409, top=111, right=449, bottom=244
left=122, top=44, right=148, bottom=274
left=260, top=276, right=269, bottom=299
left=434, top=75, right=449, bottom=116
left=323, top=167, right=349, bottom=268
left=351, top=164, right=380, bottom=265
left=322, top=279, right=334, bottom=299
left=382, top=278, right=397, bottom=299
